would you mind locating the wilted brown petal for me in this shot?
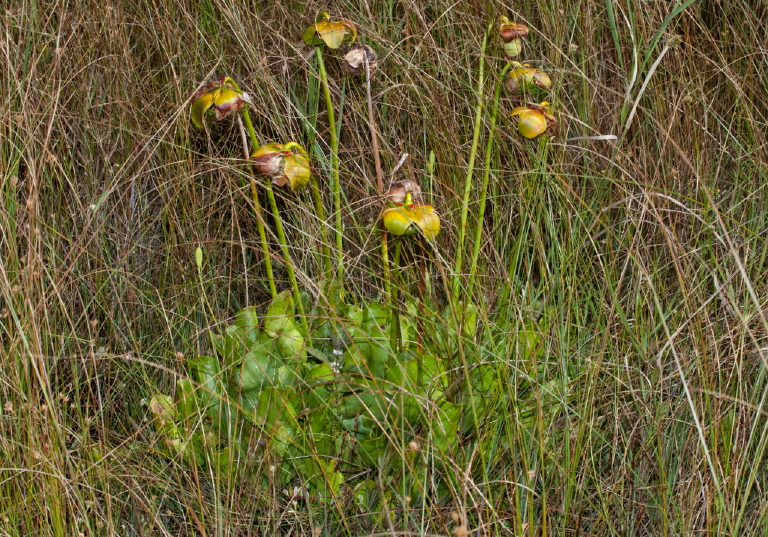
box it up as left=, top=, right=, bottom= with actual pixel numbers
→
left=385, top=180, right=422, bottom=205
left=342, top=44, right=378, bottom=77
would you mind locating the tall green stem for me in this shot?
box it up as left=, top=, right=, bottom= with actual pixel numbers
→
left=467, top=62, right=513, bottom=297
left=389, top=239, right=403, bottom=351
left=381, top=232, right=391, bottom=298
left=453, top=27, right=490, bottom=300
left=316, top=48, right=344, bottom=278
left=236, top=115, right=276, bottom=298
left=238, top=98, right=307, bottom=333
left=263, top=184, right=308, bottom=336
left=310, top=176, right=333, bottom=276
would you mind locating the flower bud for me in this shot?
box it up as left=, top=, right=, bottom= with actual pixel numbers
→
left=498, top=16, right=528, bottom=59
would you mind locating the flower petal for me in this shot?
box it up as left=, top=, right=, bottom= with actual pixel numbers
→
left=517, top=111, right=547, bottom=139
left=414, top=205, right=440, bottom=241
left=283, top=153, right=311, bottom=191
left=317, top=21, right=347, bottom=49
left=212, top=88, right=247, bottom=120
left=191, top=91, right=215, bottom=128
left=382, top=206, right=415, bottom=236
left=252, top=143, right=284, bottom=159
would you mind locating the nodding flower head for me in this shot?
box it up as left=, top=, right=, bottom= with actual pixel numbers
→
left=505, top=62, right=551, bottom=95
left=190, top=77, right=251, bottom=129
left=381, top=192, right=440, bottom=241
left=251, top=142, right=311, bottom=191
left=303, top=12, right=357, bottom=49
left=498, top=16, right=529, bottom=58
left=342, top=44, right=378, bottom=77
left=510, top=101, right=558, bottom=139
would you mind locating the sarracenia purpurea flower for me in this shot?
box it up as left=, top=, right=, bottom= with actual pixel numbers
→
left=381, top=191, right=440, bottom=241
left=303, top=12, right=357, bottom=49
left=505, top=62, right=551, bottom=95
left=190, top=77, right=251, bottom=128
left=251, top=142, right=311, bottom=191
left=498, top=16, right=529, bottom=59
left=510, top=101, right=558, bottom=139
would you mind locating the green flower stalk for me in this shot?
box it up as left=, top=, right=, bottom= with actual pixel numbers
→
left=234, top=117, right=277, bottom=298
left=190, top=76, right=277, bottom=297
left=251, top=143, right=310, bottom=333
left=467, top=62, right=513, bottom=297
left=303, top=13, right=357, bottom=279
left=453, top=26, right=489, bottom=300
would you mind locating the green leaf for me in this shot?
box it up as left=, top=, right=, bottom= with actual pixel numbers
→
left=149, top=394, right=176, bottom=424
left=175, top=379, right=200, bottom=421
left=345, top=305, right=364, bottom=325
left=432, top=401, right=460, bottom=454
left=189, top=355, right=223, bottom=406
left=235, top=306, right=259, bottom=329
left=308, top=362, right=334, bottom=382
left=254, top=386, right=297, bottom=426
left=238, top=343, right=282, bottom=392
left=264, top=290, right=294, bottom=337
left=276, top=324, right=306, bottom=361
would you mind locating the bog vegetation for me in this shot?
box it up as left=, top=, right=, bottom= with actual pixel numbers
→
left=1, top=0, right=768, bottom=535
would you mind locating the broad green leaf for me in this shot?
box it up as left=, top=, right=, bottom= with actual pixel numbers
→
left=276, top=324, right=306, bottom=360
left=238, top=343, right=282, bottom=392
left=189, top=356, right=223, bottom=407
left=254, top=386, right=297, bottom=426
left=175, top=379, right=199, bottom=421
left=264, top=290, right=294, bottom=337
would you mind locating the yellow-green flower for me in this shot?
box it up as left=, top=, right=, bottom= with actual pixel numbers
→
left=190, top=77, right=250, bottom=128
left=252, top=142, right=311, bottom=191
left=303, top=13, right=357, bottom=49
left=510, top=102, right=558, bottom=139
left=382, top=193, right=440, bottom=241
left=498, top=16, right=529, bottom=58
left=505, top=62, right=551, bottom=94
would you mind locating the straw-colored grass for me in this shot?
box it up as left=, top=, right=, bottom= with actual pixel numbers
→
left=1, top=0, right=767, bottom=535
